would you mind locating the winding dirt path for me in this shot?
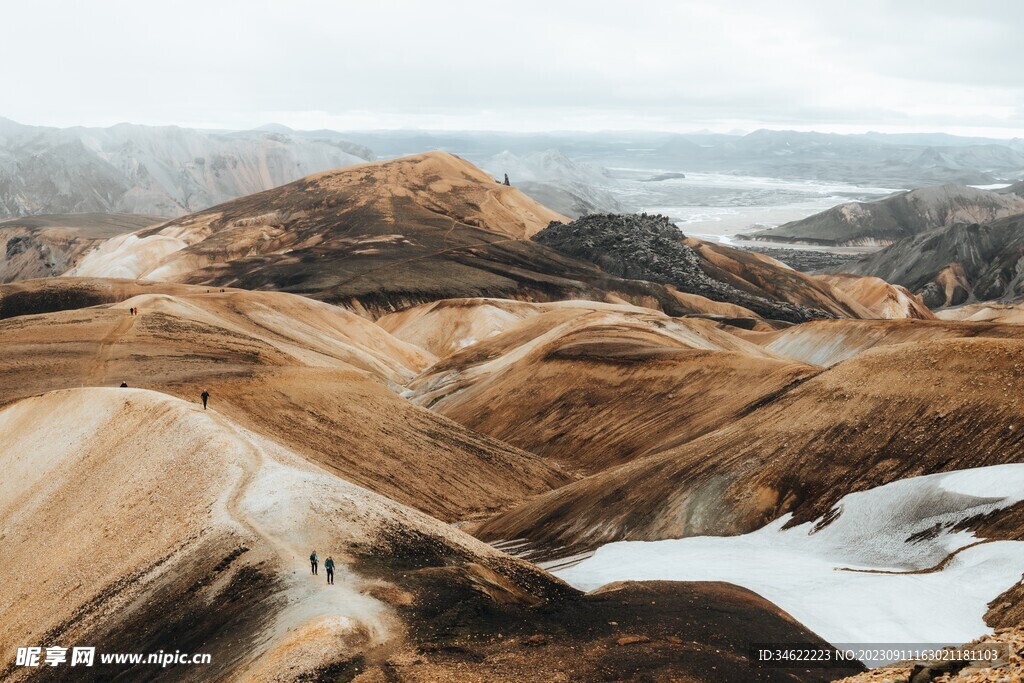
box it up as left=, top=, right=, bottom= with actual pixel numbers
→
left=84, top=312, right=137, bottom=384
left=215, top=415, right=391, bottom=642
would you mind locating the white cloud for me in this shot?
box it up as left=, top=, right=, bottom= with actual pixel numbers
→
left=1, top=0, right=1022, bottom=135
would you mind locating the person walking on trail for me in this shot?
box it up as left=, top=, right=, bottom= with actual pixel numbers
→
left=310, top=550, right=318, bottom=575
left=201, top=389, right=210, bottom=410
left=325, top=556, right=335, bottom=585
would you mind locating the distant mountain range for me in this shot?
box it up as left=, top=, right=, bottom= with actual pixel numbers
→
left=341, top=128, right=1024, bottom=187
left=662, top=129, right=1024, bottom=186
left=3, top=120, right=1023, bottom=222
left=481, top=149, right=621, bottom=217
left=745, top=184, right=1024, bottom=246
left=0, top=118, right=373, bottom=218
left=743, top=180, right=1024, bottom=307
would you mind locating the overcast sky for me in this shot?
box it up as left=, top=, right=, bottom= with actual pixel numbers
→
left=2, top=0, right=1022, bottom=136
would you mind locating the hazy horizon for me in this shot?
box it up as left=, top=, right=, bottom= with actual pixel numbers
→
left=2, top=1, right=1022, bottom=138
left=3, top=115, right=1023, bottom=143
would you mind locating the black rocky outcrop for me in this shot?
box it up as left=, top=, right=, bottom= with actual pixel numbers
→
left=533, top=213, right=832, bottom=323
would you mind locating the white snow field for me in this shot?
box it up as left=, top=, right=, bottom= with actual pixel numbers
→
left=557, top=464, right=1024, bottom=646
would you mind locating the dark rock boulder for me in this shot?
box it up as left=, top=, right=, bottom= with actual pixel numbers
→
left=533, top=213, right=834, bottom=323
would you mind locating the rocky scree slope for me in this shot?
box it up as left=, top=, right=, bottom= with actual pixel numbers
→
left=839, top=214, right=1024, bottom=308
left=534, top=213, right=837, bottom=323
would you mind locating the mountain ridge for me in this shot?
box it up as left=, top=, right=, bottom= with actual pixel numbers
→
left=745, top=184, right=1024, bottom=247
left=0, top=118, right=373, bottom=218
left=838, top=214, right=1024, bottom=307
left=61, top=153, right=875, bottom=322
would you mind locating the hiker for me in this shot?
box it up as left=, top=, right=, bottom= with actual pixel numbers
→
left=310, top=550, right=318, bottom=575
left=201, top=389, right=210, bottom=410
left=325, top=556, right=335, bottom=585
left=120, top=381, right=128, bottom=388
left=503, top=173, right=510, bottom=186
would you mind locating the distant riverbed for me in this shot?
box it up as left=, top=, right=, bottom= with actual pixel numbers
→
left=604, top=168, right=901, bottom=250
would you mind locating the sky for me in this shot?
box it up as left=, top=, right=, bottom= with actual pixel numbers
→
left=1, top=0, right=1022, bottom=137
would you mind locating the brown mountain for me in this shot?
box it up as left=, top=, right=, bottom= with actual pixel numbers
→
left=390, top=298, right=815, bottom=475
left=815, top=273, right=934, bottom=319
left=0, top=282, right=568, bottom=521
left=64, top=152, right=595, bottom=315
left=474, top=335, right=1024, bottom=551
left=0, top=281, right=861, bottom=682
left=837, top=214, right=1024, bottom=307
left=0, top=213, right=158, bottom=283
left=63, top=153, right=874, bottom=322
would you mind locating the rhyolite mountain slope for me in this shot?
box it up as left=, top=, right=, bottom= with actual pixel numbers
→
left=746, top=184, right=1024, bottom=246
left=474, top=335, right=1024, bottom=552
left=392, top=298, right=817, bottom=476
left=0, top=284, right=573, bottom=521
left=64, top=154, right=871, bottom=322
left=64, top=152, right=574, bottom=305
left=0, top=283, right=861, bottom=683
left=0, top=213, right=158, bottom=282
left=815, top=273, right=934, bottom=319
left=0, top=117, right=372, bottom=218
left=63, top=152, right=655, bottom=317
left=837, top=214, right=1024, bottom=308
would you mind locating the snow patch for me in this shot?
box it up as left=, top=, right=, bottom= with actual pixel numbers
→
left=556, top=464, right=1024, bottom=648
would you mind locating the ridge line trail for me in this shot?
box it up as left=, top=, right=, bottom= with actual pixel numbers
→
left=221, top=416, right=290, bottom=563
left=84, top=312, right=137, bottom=384
left=213, top=411, right=391, bottom=642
